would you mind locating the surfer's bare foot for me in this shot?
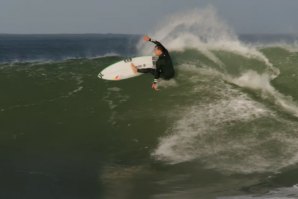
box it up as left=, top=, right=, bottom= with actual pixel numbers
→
left=131, top=63, right=138, bottom=74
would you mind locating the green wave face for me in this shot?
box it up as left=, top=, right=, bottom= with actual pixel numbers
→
left=2, top=46, right=298, bottom=198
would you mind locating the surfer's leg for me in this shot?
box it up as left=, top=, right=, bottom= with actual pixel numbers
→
left=131, top=64, right=155, bottom=75
left=131, top=63, right=138, bottom=74
left=137, top=68, right=156, bottom=75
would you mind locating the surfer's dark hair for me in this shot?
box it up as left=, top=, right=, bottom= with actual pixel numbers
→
left=155, top=45, right=164, bottom=52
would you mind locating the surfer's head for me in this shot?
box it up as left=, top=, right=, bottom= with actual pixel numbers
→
left=154, top=46, right=163, bottom=56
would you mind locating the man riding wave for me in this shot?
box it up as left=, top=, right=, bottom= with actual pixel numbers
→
left=131, top=35, right=175, bottom=91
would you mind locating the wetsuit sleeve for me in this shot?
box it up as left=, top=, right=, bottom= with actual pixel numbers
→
left=149, top=39, right=163, bottom=46
left=154, top=59, right=166, bottom=81
left=149, top=39, right=167, bottom=53
left=154, top=66, right=161, bottom=81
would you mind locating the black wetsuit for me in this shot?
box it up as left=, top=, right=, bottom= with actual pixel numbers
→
left=137, top=40, right=175, bottom=81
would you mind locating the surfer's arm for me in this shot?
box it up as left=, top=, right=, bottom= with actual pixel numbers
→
left=144, top=35, right=167, bottom=51
left=154, top=64, right=162, bottom=80
left=149, top=39, right=161, bottom=46
left=152, top=69, right=160, bottom=91
left=149, top=39, right=167, bottom=51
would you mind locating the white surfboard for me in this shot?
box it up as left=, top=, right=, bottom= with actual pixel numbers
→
left=98, top=56, right=157, bottom=81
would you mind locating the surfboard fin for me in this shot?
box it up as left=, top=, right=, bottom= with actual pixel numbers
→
left=124, top=58, right=132, bottom=63
left=98, top=73, right=103, bottom=79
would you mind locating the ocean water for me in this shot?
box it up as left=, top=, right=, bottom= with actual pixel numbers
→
left=2, top=8, right=298, bottom=199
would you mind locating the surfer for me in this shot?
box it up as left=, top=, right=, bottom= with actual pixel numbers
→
left=131, top=35, right=175, bottom=91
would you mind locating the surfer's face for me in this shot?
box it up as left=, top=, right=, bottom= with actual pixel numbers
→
left=154, top=47, right=163, bottom=56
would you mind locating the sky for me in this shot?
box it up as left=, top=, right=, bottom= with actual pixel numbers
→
left=0, top=0, right=297, bottom=34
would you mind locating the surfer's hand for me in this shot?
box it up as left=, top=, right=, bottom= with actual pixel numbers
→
left=151, top=82, right=159, bottom=91
left=144, top=35, right=151, bottom=42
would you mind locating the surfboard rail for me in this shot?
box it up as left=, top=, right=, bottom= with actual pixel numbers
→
left=98, top=56, right=156, bottom=81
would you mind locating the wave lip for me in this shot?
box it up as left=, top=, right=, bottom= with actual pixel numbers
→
left=137, top=7, right=273, bottom=69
